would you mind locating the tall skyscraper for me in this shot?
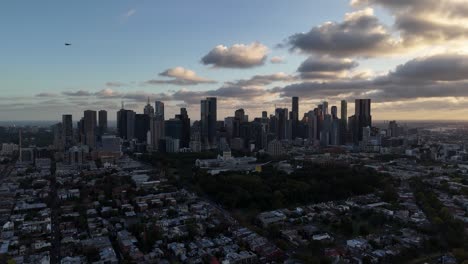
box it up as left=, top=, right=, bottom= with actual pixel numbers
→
left=340, top=100, right=347, bottom=125
left=176, top=108, right=191, bottom=148
left=354, top=99, right=372, bottom=143
left=117, top=106, right=136, bottom=140
left=62, top=114, right=73, bottom=150
left=144, top=97, right=155, bottom=116
left=150, top=115, right=165, bottom=150
left=98, top=110, right=107, bottom=135
left=331, top=106, right=338, bottom=119
left=155, top=101, right=165, bottom=120
left=322, top=101, right=329, bottom=115
left=201, top=97, right=217, bottom=148
left=135, top=114, right=150, bottom=142
left=275, top=108, right=288, bottom=140
left=53, top=122, right=63, bottom=150
left=83, top=110, right=97, bottom=148
left=340, top=100, right=348, bottom=144
left=291, top=97, right=299, bottom=139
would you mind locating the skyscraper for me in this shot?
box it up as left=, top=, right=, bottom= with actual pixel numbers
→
left=291, top=96, right=299, bottom=139
left=155, top=101, right=164, bottom=120
left=201, top=97, right=217, bottom=148
left=275, top=108, right=288, bottom=140
left=177, top=108, right=191, bottom=148
left=83, top=110, right=97, bottom=148
left=117, top=106, right=136, bottom=140
left=340, top=100, right=347, bottom=126
left=354, top=99, right=372, bottom=143
left=98, top=110, right=107, bottom=135
left=144, top=97, right=155, bottom=116
left=331, top=106, right=338, bottom=119
left=322, top=101, right=329, bottom=115
left=340, top=100, right=348, bottom=144
left=62, top=114, right=73, bottom=150
left=135, top=114, right=150, bottom=142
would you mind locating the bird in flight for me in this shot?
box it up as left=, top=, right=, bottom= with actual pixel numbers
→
left=65, top=43, right=71, bottom=46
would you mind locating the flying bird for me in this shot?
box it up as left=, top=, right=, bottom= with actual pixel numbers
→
left=65, top=43, right=71, bottom=46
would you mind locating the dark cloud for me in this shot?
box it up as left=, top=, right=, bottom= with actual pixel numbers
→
left=105, top=82, right=126, bottom=87
left=276, top=52, right=468, bottom=102
left=201, top=42, right=268, bottom=68
left=285, top=8, right=400, bottom=57
left=36, top=92, right=58, bottom=97
left=389, top=53, right=468, bottom=81
left=227, top=73, right=297, bottom=86
left=62, top=90, right=91, bottom=96
left=297, top=56, right=359, bottom=79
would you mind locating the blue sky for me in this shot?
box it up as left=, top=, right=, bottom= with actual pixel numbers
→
left=1, top=0, right=344, bottom=94
left=1, top=0, right=468, bottom=121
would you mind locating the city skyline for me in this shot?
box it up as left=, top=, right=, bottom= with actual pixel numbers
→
left=2, top=0, right=468, bottom=121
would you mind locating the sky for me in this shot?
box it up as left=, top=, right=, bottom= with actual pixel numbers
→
left=1, top=0, right=468, bottom=121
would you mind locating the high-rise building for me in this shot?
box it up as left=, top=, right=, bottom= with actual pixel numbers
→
left=176, top=108, right=190, bottom=148
left=165, top=118, right=183, bottom=140
left=200, top=97, right=217, bottom=148
left=331, top=106, right=338, bottom=119
left=291, top=97, right=299, bottom=139
left=135, top=114, right=150, bottom=142
left=98, top=110, right=107, bottom=135
left=62, top=114, right=73, bottom=150
left=150, top=115, right=165, bottom=150
left=83, top=110, right=97, bottom=148
left=322, top=101, right=329, bottom=115
left=144, top=97, right=155, bottom=116
left=354, top=99, right=372, bottom=143
left=155, top=101, right=164, bottom=120
left=275, top=108, right=288, bottom=140
left=53, top=122, right=63, bottom=150
left=340, top=100, right=348, bottom=145
left=340, top=100, right=347, bottom=126
left=117, top=106, right=136, bottom=140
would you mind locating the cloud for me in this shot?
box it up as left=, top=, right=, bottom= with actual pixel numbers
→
left=145, top=67, right=216, bottom=85
left=123, top=9, right=136, bottom=19
left=95, top=88, right=122, bottom=98
left=275, top=52, right=468, bottom=102
left=62, top=90, right=91, bottom=96
left=227, top=72, right=298, bottom=86
left=36, top=92, right=58, bottom=97
left=297, top=56, right=359, bottom=79
left=201, top=42, right=268, bottom=68
left=106, top=81, right=126, bottom=87
left=284, top=8, right=402, bottom=57
left=351, top=0, right=468, bottom=45
left=388, top=53, right=468, bottom=81
left=270, top=56, right=285, bottom=64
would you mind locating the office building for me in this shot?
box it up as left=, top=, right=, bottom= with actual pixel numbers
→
left=98, top=110, right=107, bottom=135
left=83, top=110, right=97, bottom=149
left=155, top=101, right=164, bottom=120
left=354, top=99, right=372, bottom=143
left=117, top=107, right=136, bottom=140
left=135, top=114, right=150, bottom=142
left=201, top=97, right=217, bottom=148
left=150, top=115, right=165, bottom=150
left=275, top=108, right=288, bottom=140
left=144, top=97, right=155, bottom=116
left=62, top=114, right=73, bottom=150
left=177, top=108, right=191, bottom=148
